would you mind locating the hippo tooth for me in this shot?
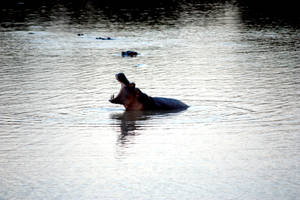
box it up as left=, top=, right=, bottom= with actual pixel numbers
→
left=111, top=94, right=114, bottom=99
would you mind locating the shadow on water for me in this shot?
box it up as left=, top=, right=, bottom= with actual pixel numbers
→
left=0, top=0, right=182, bottom=30
left=1, top=0, right=299, bottom=30
left=237, top=0, right=300, bottom=28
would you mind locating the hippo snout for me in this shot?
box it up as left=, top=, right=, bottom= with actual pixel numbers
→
left=116, top=73, right=130, bottom=86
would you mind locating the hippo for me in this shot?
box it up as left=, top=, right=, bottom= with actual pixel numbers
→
left=122, top=51, right=138, bottom=57
left=109, top=73, right=188, bottom=111
left=96, top=37, right=112, bottom=40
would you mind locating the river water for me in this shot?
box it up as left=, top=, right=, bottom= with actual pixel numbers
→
left=0, top=1, right=299, bottom=199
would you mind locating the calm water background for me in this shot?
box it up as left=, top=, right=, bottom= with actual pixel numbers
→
left=1, top=1, right=300, bottom=199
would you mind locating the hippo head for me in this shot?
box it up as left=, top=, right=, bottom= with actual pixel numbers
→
left=109, top=73, right=143, bottom=111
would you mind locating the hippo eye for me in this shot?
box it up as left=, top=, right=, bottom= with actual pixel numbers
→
left=129, top=83, right=135, bottom=88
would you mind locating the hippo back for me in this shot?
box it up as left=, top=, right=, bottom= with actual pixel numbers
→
left=152, top=97, right=188, bottom=110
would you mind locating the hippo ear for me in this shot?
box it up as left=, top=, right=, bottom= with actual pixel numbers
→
left=129, top=82, right=135, bottom=88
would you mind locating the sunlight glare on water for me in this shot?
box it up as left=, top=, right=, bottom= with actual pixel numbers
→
left=0, top=1, right=300, bottom=200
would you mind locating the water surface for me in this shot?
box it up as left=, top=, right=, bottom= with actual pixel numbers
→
left=1, top=1, right=300, bottom=199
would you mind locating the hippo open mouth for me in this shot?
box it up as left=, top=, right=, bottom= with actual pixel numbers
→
left=109, top=73, right=130, bottom=104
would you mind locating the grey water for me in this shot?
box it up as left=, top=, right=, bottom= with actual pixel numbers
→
left=1, top=1, right=300, bottom=199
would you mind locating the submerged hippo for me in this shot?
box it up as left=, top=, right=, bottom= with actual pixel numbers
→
left=109, top=73, right=188, bottom=111
left=122, top=51, right=138, bottom=57
left=96, top=37, right=112, bottom=40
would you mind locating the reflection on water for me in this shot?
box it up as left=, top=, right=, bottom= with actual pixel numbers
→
left=111, top=110, right=185, bottom=144
left=111, top=111, right=152, bottom=137
left=1, top=1, right=300, bottom=200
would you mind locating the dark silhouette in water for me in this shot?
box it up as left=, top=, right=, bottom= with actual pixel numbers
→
left=109, top=73, right=188, bottom=111
left=121, top=51, right=138, bottom=57
left=96, top=37, right=113, bottom=40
